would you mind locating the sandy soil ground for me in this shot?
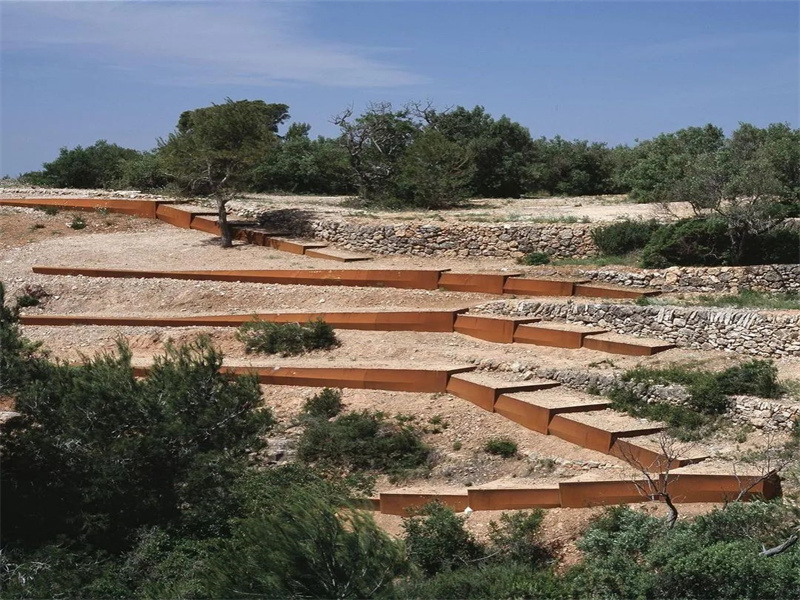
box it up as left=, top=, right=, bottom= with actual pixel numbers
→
left=1, top=185, right=694, bottom=224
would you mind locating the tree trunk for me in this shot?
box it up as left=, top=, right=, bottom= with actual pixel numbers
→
left=216, top=198, right=233, bottom=248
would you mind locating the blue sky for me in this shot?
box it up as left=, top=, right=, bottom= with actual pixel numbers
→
left=1, top=1, right=798, bottom=176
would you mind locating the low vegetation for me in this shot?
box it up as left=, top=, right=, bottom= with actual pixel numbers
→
left=236, top=318, right=339, bottom=356
left=610, top=360, right=783, bottom=439
left=297, top=410, right=431, bottom=478
left=1, top=283, right=798, bottom=598
left=518, top=251, right=551, bottom=266
left=679, top=290, right=800, bottom=311
left=301, top=387, right=344, bottom=420
left=484, top=436, right=518, bottom=458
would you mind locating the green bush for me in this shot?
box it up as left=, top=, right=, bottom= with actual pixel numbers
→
left=717, top=360, right=782, bottom=399
left=203, top=490, right=405, bottom=599
left=297, top=410, right=430, bottom=476
left=302, top=387, right=343, bottom=420
left=484, top=437, right=518, bottom=458
left=237, top=318, right=339, bottom=356
left=15, top=295, right=40, bottom=308
left=396, top=561, right=565, bottom=599
left=402, top=501, right=483, bottom=576
left=69, top=214, right=87, bottom=230
left=641, top=218, right=732, bottom=268
left=568, top=503, right=800, bottom=600
left=591, top=219, right=661, bottom=256
left=34, top=140, right=143, bottom=189
left=740, top=228, right=800, bottom=265
left=518, top=251, right=551, bottom=265
left=0, top=283, right=45, bottom=394
left=37, top=205, right=59, bottom=216
left=608, top=387, right=711, bottom=440
left=2, top=337, right=274, bottom=549
left=619, top=361, right=782, bottom=421
left=488, top=509, right=550, bottom=565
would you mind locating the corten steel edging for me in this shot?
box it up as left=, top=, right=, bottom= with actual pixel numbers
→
left=513, top=324, right=608, bottom=349
left=502, top=277, right=584, bottom=297
left=467, top=487, right=562, bottom=510
left=445, top=376, right=561, bottom=412
left=264, top=237, right=329, bottom=255
left=582, top=337, right=675, bottom=357
left=19, top=310, right=463, bottom=333
left=438, top=272, right=520, bottom=295
left=223, top=366, right=475, bottom=393
left=453, top=314, right=540, bottom=344
left=372, top=474, right=779, bottom=514
left=378, top=493, right=470, bottom=516
left=232, top=227, right=290, bottom=245
left=304, top=248, right=372, bottom=262
left=31, top=266, right=450, bottom=290
left=155, top=203, right=217, bottom=229
left=662, top=473, right=779, bottom=503
left=493, top=394, right=610, bottom=435
left=574, top=284, right=661, bottom=299
left=0, top=198, right=160, bottom=219
left=558, top=479, right=653, bottom=508
left=547, top=415, right=617, bottom=453
left=609, top=439, right=707, bottom=472
left=190, top=215, right=222, bottom=235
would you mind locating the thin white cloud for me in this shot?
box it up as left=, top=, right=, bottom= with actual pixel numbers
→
left=1, top=1, right=427, bottom=88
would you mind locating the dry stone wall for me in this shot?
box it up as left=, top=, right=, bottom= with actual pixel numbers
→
left=475, top=300, right=800, bottom=358
left=558, top=264, right=800, bottom=294
left=302, top=220, right=598, bottom=259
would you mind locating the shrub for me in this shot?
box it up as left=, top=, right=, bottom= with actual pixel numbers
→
left=15, top=295, right=40, bottom=308
left=402, top=501, right=483, bottom=575
left=397, top=562, right=565, bottom=600
left=488, top=509, right=549, bottom=565
left=236, top=318, right=339, bottom=356
left=608, top=387, right=711, bottom=440
left=203, top=490, right=405, bottom=599
left=717, top=360, right=782, bottom=399
left=301, top=388, right=343, bottom=420
left=641, top=218, right=732, bottom=268
left=0, top=283, right=45, bottom=394
left=1, top=337, right=274, bottom=549
left=297, top=410, right=430, bottom=476
left=38, top=205, right=59, bottom=216
left=518, top=251, right=551, bottom=265
left=740, top=228, right=800, bottom=265
left=35, top=140, right=143, bottom=189
left=591, top=219, right=661, bottom=256
left=569, top=503, right=800, bottom=600
left=68, top=214, right=87, bottom=230
left=484, top=437, right=517, bottom=458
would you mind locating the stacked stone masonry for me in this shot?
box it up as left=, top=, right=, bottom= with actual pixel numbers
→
left=243, top=210, right=598, bottom=259
left=476, top=300, right=800, bottom=358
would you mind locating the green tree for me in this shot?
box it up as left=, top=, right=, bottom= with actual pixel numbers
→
left=395, top=128, right=475, bottom=208
left=158, top=99, right=289, bottom=246
left=622, top=124, right=726, bottom=203
left=432, top=106, right=536, bottom=198
left=202, top=490, right=405, bottom=599
left=334, top=102, right=419, bottom=203
left=23, top=140, right=143, bottom=189
left=249, top=122, right=355, bottom=194
left=1, top=337, right=273, bottom=550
